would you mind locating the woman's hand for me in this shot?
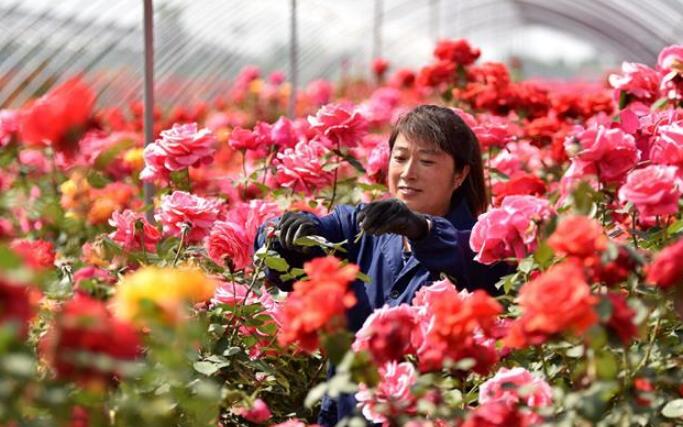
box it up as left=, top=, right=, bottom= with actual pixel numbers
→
left=276, top=211, right=320, bottom=252
left=358, top=199, right=429, bottom=240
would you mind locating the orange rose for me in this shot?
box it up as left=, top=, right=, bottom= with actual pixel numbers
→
left=506, top=261, right=598, bottom=348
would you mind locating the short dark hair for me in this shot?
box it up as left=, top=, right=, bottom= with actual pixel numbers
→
left=388, top=104, right=488, bottom=216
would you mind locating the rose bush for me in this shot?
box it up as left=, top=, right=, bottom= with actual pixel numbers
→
left=1, top=39, right=683, bottom=427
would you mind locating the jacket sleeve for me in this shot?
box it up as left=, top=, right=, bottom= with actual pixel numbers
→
left=253, top=205, right=361, bottom=292
left=409, top=215, right=511, bottom=295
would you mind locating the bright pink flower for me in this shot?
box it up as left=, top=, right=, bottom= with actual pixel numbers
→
left=353, top=304, right=420, bottom=365
left=305, top=79, right=334, bottom=106
left=0, top=109, right=19, bottom=147
left=470, top=195, right=554, bottom=265
left=206, top=220, right=251, bottom=270
left=472, top=114, right=513, bottom=149
left=479, top=367, right=552, bottom=408
left=18, top=149, right=50, bottom=173
left=159, top=122, right=216, bottom=169
left=269, top=70, right=286, bottom=85
left=618, top=165, right=681, bottom=219
left=355, top=361, right=417, bottom=424
left=10, top=239, right=55, bottom=270
left=271, top=116, right=299, bottom=148
left=206, top=200, right=280, bottom=270
left=274, top=140, right=333, bottom=194
left=139, top=142, right=170, bottom=182
left=140, top=123, right=216, bottom=182
left=567, top=125, right=639, bottom=183
left=366, top=142, right=390, bottom=180
left=657, top=44, right=683, bottom=100
left=108, top=209, right=161, bottom=253
left=608, top=62, right=660, bottom=101
left=358, top=88, right=402, bottom=127
left=650, top=121, right=683, bottom=169
left=491, top=141, right=543, bottom=178
left=156, top=191, right=221, bottom=243
left=228, top=127, right=259, bottom=151
left=212, top=281, right=260, bottom=306
left=233, top=398, right=272, bottom=424
left=309, top=103, right=369, bottom=148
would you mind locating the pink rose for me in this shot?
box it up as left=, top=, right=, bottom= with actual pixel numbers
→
left=472, top=114, right=513, bottom=149
left=108, top=209, right=161, bottom=253
left=139, top=142, right=170, bottom=182
left=567, top=125, right=639, bottom=183
left=233, top=398, right=272, bottom=424
left=479, top=367, right=553, bottom=408
left=271, top=116, right=299, bottom=148
left=140, top=123, right=216, bottom=181
left=355, top=361, right=417, bottom=424
left=657, top=44, right=683, bottom=100
left=156, top=191, right=220, bottom=243
left=212, top=281, right=259, bottom=306
left=353, top=304, right=420, bottom=365
left=305, top=79, right=333, bottom=106
left=0, top=109, right=19, bottom=147
left=274, top=140, right=333, bottom=194
left=206, top=220, right=251, bottom=270
left=206, top=200, right=280, bottom=271
left=308, top=103, right=368, bottom=148
left=608, top=62, right=660, bottom=101
left=491, top=141, right=543, bottom=178
left=470, top=195, right=554, bottom=265
left=650, top=121, right=683, bottom=170
left=618, top=165, right=681, bottom=219
left=357, top=88, right=402, bottom=127
left=228, top=127, right=259, bottom=151
left=366, top=142, right=389, bottom=180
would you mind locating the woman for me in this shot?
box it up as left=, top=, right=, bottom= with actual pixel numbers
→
left=256, top=105, right=509, bottom=425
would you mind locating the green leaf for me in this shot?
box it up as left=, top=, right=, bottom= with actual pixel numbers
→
left=662, top=399, right=683, bottom=418
left=86, top=170, right=111, bottom=189
left=193, top=361, right=219, bottom=376
left=533, top=243, right=554, bottom=269
left=321, top=331, right=353, bottom=366
left=0, top=245, right=22, bottom=270
left=668, top=219, right=683, bottom=235
left=356, top=272, right=371, bottom=284
left=490, top=168, right=510, bottom=182
left=518, top=257, right=535, bottom=274
left=264, top=255, right=289, bottom=272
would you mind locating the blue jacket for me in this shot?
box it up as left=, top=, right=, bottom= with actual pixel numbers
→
left=255, top=196, right=509, bottom=426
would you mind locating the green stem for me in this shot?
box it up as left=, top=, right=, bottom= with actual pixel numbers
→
left=172, top=225, right=189, bottom=267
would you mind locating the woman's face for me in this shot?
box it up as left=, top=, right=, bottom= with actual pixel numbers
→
left=388, top=133, right=469, bottom=216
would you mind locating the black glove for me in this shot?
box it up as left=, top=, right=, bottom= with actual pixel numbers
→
left=357, top=199, right=429, bottom=241
left=276, top=211, right=319, bottom=252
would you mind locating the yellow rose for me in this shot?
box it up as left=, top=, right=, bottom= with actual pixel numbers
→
left=112, top=266, right=216, bottom=326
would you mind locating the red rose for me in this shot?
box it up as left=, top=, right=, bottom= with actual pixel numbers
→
left=19, top=77, right=95, bottom=153
left=308, top=103, right=368, bottom=148
left=0, top=279, right=40, bottom=338
left=433, top=39, right=480, bottom=66
left=492, top=173, right=547, bottom=206
left=9, top=239, right=55, bottom=270
left=604, top=292, right=638, bottom=345
left=372, top=58, right=390, bottom=78
left=39, top=294, right=141, bottom=386
left=417, top=60, right=456, bottom=88
left=645, top=239, right=683, bottom=289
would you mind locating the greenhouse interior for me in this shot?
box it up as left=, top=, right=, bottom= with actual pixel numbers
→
left=1, top=0, right=683, bottom=426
